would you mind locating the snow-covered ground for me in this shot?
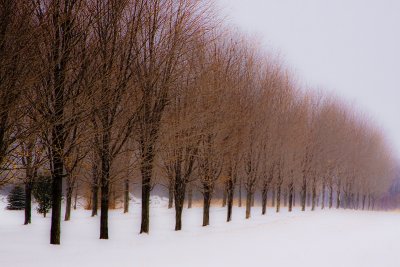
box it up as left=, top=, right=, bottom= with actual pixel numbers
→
left=1, top=196, right=400, bottom=267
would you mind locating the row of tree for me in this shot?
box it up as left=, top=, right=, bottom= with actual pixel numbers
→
left=0, top=0, right=396, bottom=245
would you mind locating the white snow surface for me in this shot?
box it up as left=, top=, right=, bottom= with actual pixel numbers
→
left=1, top=196, right=400, bottom=267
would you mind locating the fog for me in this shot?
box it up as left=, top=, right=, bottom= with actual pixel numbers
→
left=217, top=0, right=400, bottom=158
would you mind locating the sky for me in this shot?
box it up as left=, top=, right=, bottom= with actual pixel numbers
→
left=217, top=0, right=400, bottom=158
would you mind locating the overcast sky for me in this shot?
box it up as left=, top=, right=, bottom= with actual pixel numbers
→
left=217, top=0, right=400, bottom=158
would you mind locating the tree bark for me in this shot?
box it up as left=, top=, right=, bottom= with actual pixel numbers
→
left=238, top=177, right=242, bottom=207
left=91, top=159, right=99, bottom=217
left=321, top=179, right=326, bottom=209
left=272, top=187, right=275, bottom=207
left=187, top=186, right=193, bottom=209
left=64, top=183, right=73, bottom=221
left=48, top=0, right=79, bottom=245
left=362, top=194, right=366, bottom=210
left=367, top=194, right=371, bottom=210
left=261, top=183, right=269, bottom=215
left=50, top=143, right=64, bottom=245
left=282, top=190, right=287, bottom=207
left=111, top=186, right=116, bottom=209
left=276, top=183, right=281, bottom=213
left=311, top=175, right=317, bottom=211
left=73, top=183, right=78, bottom=210
left=50, top=60, right=66, bottom=244
left=227, top=178, right=234, bottom=222
left=222, top=181, right=227, bottom=207
left=175, top=201, right=183, bottom=231
left=140, top=140, right=155, bottom=234
left=24, top=182, right=32, bottom=225
left=355, top=192, right=360, bottom=210
left=336, top=180, right=341, bottom=209
left=301, top=175, right=307, bottom=211
left=124, top=179, right=129, bottom=213
left=174, top=169, right=186, bottom=231
left=245, top=190, right=252, bottom=219
left=168, top=177, right=174, bottom=209
left=371, top=196, right=375, bottom=210
left=288, top=182, right=294, bottom=212
left=293, top=189, right=296, bottom=207
left=202, top=189, right=211, bottom=226
left=174, top=183, right=186, bottom=230
left=328, top=181, right=333, bottom=209
left=100, top=130, right=111, bottom=239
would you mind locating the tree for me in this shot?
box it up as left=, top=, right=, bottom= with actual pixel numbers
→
left=31, top=0, right=91, bottom=245
left=7, top=185, right=25, bottom=210
left=0, top=1, right=35, bottom=187
left=133, top=0, right=212, bottom=234
left=33, top=176, right=52, bottom=218
left=16, top=116, right=46, bottom=225
left=89, top=0, right=142, bottom=239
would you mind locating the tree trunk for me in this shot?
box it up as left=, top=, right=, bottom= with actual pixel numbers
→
left=371, top=196, right=375, bottom=210
left=24, top=182, right=32, bottom=225
left=367, top=195, right=371, bottom=210
left=328, top=181, right=333, bottom=209
left=110, top=186, right=116, bottom=209
left=282, top=190, right=286, bottom=207
left=261, top=183, right=269, bottom=215
left=168, top=177, right=174, bottom=209
left=222, top=181, right=227, bottom=207
left=175, top=200, right=183, bottom=231
left=73, top=183, right=78, bottom=210
left=362, top=194, right=366, bottom=210
left=272, top=187, right=275, bottom=207
left=91, top=160, right=99, bottom=217
left=276, top=183, right=281, bottom=213
left=50, top=145, right=64, bottom=245
left=64, top=183, right=73, bottom=221
left=311, top=176, right=316, bottom=211
left=293, top=189, right=296, bottom=207
left=100, top=180, right=110, bottom=239
left=49, top=0, right=74, bottom=244
left=187, top=185, right=193, bottom=209
left=124, top=179, right=129, bottom=213
left=174, top=171, right=186, bottom=231
left=288, top=182, right=294, bottom=212
left=226, top=178, right=234, bottom=222
left=336, top=180, right=341, bottom=209
left=238, top=177, right=242, bottom=207
left=140, top=144, right=155, bottom=234
left=100, top=130, right=111, bottom=239
left=202, top=189, right=211, bottom=226
left=245, top=190, right=252, bottom=219
left=355, top=192, right=360, bottom=210
left=174, top=187, right=185, bottom=230
left=301, top=175, right=307, bottom=211
left=321, top=179, right=326, bottom=209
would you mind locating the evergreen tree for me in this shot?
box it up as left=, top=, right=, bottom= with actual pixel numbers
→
left=33, top=176, right=52, bottom=217
left=7, top=185, right=25, bottom=210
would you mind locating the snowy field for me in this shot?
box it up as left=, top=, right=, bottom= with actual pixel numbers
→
left=1, top=197, right=400, bottom=267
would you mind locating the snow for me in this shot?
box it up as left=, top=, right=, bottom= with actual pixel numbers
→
left=1, top=196, right=400, bottom=267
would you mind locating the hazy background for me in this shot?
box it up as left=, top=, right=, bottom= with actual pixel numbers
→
left=217, top=0, right=400, bottom=158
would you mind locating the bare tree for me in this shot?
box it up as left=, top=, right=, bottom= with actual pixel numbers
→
left=131, top=0, right=212, bottom=234
left=30, top=0, right=92, bottom=245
